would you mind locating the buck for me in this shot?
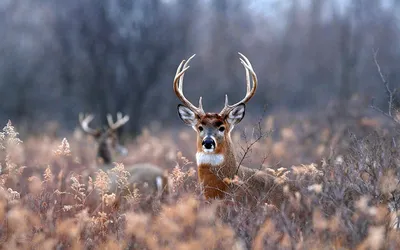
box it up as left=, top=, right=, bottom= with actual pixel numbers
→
left=174, top=53, right=296, bottom=206
left=79, top=112, right=169, bottom=205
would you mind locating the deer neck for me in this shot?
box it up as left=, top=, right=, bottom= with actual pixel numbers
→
left=195, top=136, right=237, bottom=199
left=97, top=141, right=113, bottom=168
left=196, top=136, right=237, bottom=175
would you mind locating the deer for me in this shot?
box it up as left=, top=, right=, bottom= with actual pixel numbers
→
left=173, top=53, right=298, bottom=208
left=78, top=112, right=169, bottom=207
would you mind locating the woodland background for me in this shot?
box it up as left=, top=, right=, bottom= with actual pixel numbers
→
left=0, top=0, right=399, bottom=136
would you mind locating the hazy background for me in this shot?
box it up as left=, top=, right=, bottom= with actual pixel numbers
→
left=0, top=0, right=399, bottom=136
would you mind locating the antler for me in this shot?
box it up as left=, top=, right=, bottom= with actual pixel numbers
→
left=219, top=52, right=258, bottom=116
left=107, top=112, right=130, bottom=130
left=173, top=54, right=205, bottom=115
left=79, top=113, right=99, bottom=135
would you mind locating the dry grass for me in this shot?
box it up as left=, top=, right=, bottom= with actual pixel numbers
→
left=0, top=108, right=400, bottom=249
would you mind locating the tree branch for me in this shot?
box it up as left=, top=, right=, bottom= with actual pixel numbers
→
left=235, top=105, right=271, bottom=175
left=371, top=49, right=399, bottom=125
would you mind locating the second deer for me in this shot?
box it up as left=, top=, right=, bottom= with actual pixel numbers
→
left=173, top=53, right=297, bottom=207
left=79, top=112, right=169, bottom=207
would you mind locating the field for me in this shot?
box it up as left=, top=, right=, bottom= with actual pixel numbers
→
left=0, top=104, right=400, bottom=250
left=1, top=0, right=400, bottom=249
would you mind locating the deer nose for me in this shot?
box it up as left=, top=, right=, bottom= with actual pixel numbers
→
left=202, top=137, right=215, bottom=150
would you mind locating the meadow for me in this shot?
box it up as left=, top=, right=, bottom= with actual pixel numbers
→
left=1, top=0, right=400, bottom=249
left=0, top=101, right=399, bottom=250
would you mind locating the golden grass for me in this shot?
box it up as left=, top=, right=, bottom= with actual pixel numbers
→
left=0, top=111, right=399, bottom=249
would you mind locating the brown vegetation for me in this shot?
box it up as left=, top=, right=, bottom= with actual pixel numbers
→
left=0, top=103, right=399, bottom=249
left=78, top=113, right=169, bottom=210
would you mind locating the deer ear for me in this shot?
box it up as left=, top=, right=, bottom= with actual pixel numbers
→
left=177, top=104, right=198, bottom=126
left=227, top=103, right=245, bottom=126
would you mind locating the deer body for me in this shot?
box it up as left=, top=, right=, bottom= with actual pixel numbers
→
left=115, top=163, right=168, bottom=199
left=195, top=126, right=286, bottom=205
left=173, top=53, right=295, bottom=206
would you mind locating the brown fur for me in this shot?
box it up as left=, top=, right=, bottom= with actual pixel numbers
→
left=193, top=114, right=298, bottom=207
left=198, top=163, right=228, bottom=199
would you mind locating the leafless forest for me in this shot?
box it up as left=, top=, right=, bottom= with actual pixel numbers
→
left=1, top=0, right=400, bottom=249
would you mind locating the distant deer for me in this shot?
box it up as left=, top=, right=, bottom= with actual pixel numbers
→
left=79, top=113, right=169, bottom=205
left=173, top=53, right=297, bottom=206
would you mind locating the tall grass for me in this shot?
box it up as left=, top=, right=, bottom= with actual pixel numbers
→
left=0, top=108, right=399, bottom=249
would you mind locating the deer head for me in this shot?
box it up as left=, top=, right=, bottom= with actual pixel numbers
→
left=79, top=112, right=130, bottom=164
left=174, top=53, right=257, bottom=157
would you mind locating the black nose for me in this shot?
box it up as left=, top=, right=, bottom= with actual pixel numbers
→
left=202, top=138, right=215, bottom=150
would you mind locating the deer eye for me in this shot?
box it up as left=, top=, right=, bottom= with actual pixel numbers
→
left=218, top=126, right=225, bottom=132
left=198, top=126, right=203, bottom=132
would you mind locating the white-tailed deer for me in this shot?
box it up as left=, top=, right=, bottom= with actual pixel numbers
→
left=79, top=113, right=169, bottom=205
left=174, top=53, right=297, bottom=206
